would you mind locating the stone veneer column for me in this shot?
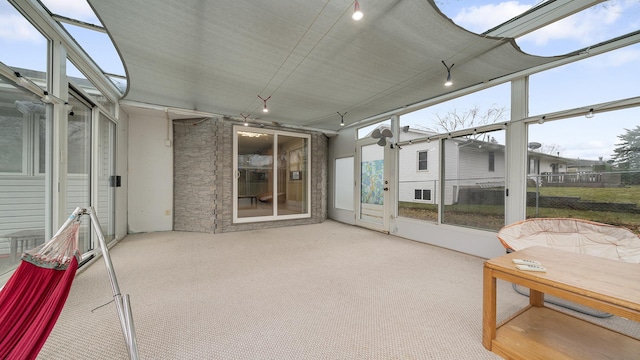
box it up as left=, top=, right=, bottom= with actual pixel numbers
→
left=173, top=118, right=218, bottom=232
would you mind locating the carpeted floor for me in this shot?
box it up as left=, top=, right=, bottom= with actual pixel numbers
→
left=37, top=220, right=639, bottom=359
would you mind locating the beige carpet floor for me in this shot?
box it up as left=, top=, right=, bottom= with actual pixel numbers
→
left=37, top=220, right=639, bottom=359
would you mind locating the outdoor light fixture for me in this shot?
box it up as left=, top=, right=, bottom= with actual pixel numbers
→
left=352, top=1, right=363, bottom=21
left=585, top=108, right=594, bottom=118
left=258, top=95, right=271, bottom=113
left=41, top=91, right=52, bottom=104
left=442, top=60, right=454, bottom=87
left=337, top=111, right=347, bottom=126
left=14, top=71, right=29, bottom=86
left=240, top=113, right=250, bottom=126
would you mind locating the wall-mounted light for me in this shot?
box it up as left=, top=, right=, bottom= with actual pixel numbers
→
left=352, top=0, right=363, bottom=21
left=337, top=111, right=347, bottom=127
left=441, top=61, right=454, bottom=87
left=258, top=95, right=271, bottom=113
left=585, top=108, right=594, bottom=118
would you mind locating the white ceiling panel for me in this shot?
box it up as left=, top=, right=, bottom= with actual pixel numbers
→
left=88, top=0, right=563, bottom=131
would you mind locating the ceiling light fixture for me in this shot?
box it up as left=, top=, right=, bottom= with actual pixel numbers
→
left=337, top=111, right=347, bottom=127
left=352, top=1, right=363, bottom=21
left=441, top=61, right=454, bottom=87
left=240, top=113, right=250, bottom=126
left=585, top=108, right=594, bottom=118
left=258, top=95, right=271, bottom=113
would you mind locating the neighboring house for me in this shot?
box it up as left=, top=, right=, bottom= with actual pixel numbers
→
left=397, top=128, right=611, bottom=205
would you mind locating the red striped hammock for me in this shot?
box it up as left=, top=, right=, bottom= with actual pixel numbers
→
left=0, top=221, right=80, bottom=360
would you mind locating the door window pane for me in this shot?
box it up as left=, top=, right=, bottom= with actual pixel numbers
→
left=96, top=114, right=116, bottom=241
left=277, top=136, right=308, bottom=215
left=67, top=93, right=92, bottom=252
left=237, top=131, right=274, bottom=219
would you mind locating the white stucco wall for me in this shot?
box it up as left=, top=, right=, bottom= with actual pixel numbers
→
left=127, top=113, right=173, bottom=233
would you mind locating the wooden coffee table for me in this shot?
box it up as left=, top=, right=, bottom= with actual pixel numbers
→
left=483, top=246, right=640, bottom=359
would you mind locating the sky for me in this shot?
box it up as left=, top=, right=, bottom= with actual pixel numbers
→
left=401, top=0, right=640, bottom=162
left=1, top=0, right=639, bottom=161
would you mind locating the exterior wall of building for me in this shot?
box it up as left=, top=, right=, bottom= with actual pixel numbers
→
left=398, top=141, right=439, bottom=204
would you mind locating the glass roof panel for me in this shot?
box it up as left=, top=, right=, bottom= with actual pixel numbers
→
left=61, top=23, right=124, bottom=77
left=517, top=1, right=640, bottom=56
left=40, top=0, right=126, bottom=85
left=39, top=0, right=100, bottom=24
left=436, top=1, right=640, bottom=57
left=0, top=1, right=48, bottom=86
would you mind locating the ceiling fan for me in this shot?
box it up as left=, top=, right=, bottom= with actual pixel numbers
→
left=371, top=128, right=393, bottom=146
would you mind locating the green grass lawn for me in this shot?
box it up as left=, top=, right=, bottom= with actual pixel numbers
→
left=398, top=185, right=640, bottom=233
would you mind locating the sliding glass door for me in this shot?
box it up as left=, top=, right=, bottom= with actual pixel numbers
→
left=233, top=127, right=310, bottom=222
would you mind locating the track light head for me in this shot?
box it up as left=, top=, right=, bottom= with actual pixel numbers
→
left=337, top=111, right=347, bottom=127
left=352, top=1, right=363, bottom=21
left=442, top=61, right=454, bottom=87
left=258, top=95, right=271, bottom=113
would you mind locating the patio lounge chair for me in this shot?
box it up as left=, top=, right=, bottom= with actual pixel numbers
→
left=497, top=217, right=640, bottom=317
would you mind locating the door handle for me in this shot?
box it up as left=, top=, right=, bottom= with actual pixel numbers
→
left=383, top=187, right=389, bottom=191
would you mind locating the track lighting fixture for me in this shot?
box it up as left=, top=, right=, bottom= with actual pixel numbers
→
left=538, top=116, right=545, bottom=124
left=585, top=108, right=594, bottom=118
left=352, top=1, right=363, bottom=21
left=337, top=111, right=347, bottom=127
left=426, top=138, right=430, bottom=143
left=258, top=95, right=271, bottom=113
left=240, top=113, right=250, bottom=126
left=441, top=61, right=454, bottom=87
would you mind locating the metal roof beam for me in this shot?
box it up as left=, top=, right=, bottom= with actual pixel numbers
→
left=484, top=0, right=606, bottom=38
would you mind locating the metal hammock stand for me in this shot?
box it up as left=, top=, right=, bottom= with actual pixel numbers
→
left=67, top=207, right=140, bottom=359
left=0, top=207, right=139, bottom=359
